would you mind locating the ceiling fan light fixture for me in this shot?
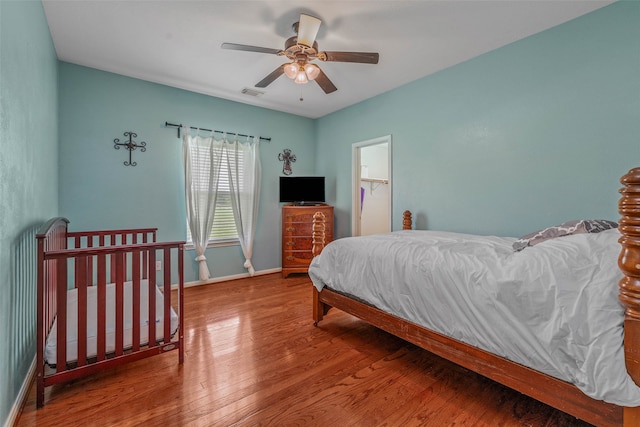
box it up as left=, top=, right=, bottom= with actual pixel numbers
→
left=304, top=63, right=320, bottom=81
left=222, top=13, right=378, bottom=94
left=297, top=14, right=321, bottom=48
left=294, top=68, right=308, bottom=84
left=284, top=62, right=298, bottom=79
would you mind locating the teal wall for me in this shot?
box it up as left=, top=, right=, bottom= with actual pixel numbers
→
left=58, top=63, right=316, bottom=283
left=0, top=0, right=58, bottom=424
left=2, top=0, right=639, bottom=424
left=317, top=1, right=640, bottom=238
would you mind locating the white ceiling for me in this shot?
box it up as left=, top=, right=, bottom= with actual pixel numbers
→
left=42, top=1, right=613, bottom=119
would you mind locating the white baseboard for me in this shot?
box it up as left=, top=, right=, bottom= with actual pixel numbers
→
left=168, top=267, right=283, bottom=290
left=5, top=357, right=36, bottom=427
left=184, top=267, right=282, bottom=288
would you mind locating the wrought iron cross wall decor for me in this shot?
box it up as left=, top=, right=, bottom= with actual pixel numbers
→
left=113, top=131, right=146, bottom=166
left=278, top=148, right=296, bottom=175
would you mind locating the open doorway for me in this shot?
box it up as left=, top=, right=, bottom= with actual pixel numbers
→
left=352, top=135, right=392, bottom=236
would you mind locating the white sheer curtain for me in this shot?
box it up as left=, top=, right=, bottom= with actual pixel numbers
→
left=225, top=135, right=261, bottom=276
left=182, top=128, right=223, bottom=281
left=183, top=127, right=262, bottom=280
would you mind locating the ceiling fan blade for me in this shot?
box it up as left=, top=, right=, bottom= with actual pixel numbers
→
left=314, top=68, right=337, bottom=94
left=320, top=51, right=379, bottom=64
left=255, top=64, right=286, bottom=88
left=297, top=14, right=321, bottom=48
left=221, top=43, right=283, bottom=55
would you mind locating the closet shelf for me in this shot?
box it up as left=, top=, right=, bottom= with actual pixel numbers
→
left=361, top=177, right=389, bottom=194
left=361, top=177, right=388, bottom=184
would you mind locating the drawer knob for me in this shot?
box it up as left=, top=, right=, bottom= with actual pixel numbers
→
left=286, top=242, right=295, bottom=246
left=286, top=227, right=295, bottom=232
left=286, top=256, right=295, bottom=261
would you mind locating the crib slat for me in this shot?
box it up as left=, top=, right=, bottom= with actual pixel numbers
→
left=142, top=234, right=148, bottom=280
left=164, top=247, right=171, bottom=344
left=56, top=258, right=67, bottom=372
left=109, top=233, right=117, bottom=283
left=86, top=237, right=94, bottom=287
left=45, top=261, right=53, bottom=338
left=97, top=253, right=106, bottom=361
left=148, top=250, right=157, bottom=346
left=132, top=249, right=141, bottom=352
left=115, top=251, right=124, bottom=356
left=76, top=256, right=88, bottom=366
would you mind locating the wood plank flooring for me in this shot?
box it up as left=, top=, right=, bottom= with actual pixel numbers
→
left=17, top=273, right=592, bottom=426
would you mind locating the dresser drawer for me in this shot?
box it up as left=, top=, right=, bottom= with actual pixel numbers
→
left=282, top=250, right=315, bottom=266
left=283, top=237, right=313, bottom=251
left=283, top=222, right=314, bottom=237
left=283, top=209, right=332, bottom=224
left=283, top=223, right=334, bottom=237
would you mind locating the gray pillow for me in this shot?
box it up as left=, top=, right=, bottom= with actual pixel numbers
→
left=513, top=219, right=618, bottom=252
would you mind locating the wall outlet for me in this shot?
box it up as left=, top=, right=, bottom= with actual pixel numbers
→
left=155, top=261, right=162, bottom=271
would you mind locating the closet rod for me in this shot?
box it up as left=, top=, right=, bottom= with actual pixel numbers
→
left=164, top=121, right=271, bottom=142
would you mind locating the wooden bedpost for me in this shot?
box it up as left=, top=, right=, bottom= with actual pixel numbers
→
left=618, top=167, right=640, bottom=397
left=312, top=211, right=330, bottom=326
left=403, top=210, right=412, bottom=230
left=312, top=211, right=326, bottom=257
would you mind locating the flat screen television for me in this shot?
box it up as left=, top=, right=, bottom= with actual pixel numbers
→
left=279, top=176, right=325, bottom=204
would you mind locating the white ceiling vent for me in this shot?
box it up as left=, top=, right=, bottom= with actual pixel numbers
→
left=241, top=88, right=265, bottom=97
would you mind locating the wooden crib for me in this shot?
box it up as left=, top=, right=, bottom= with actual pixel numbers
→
left=36, top=217, right=185, bottom=408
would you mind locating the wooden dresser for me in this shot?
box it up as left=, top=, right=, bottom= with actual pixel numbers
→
left=281, top=204, right=334, bottom=278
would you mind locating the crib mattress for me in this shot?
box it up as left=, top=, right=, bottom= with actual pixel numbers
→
left=45, top=279, right=179, bottom=365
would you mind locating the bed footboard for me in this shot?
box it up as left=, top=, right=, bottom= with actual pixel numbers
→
left=311, top=210, right=414, bottom=325
left=36, top=219, right=185, bottom=408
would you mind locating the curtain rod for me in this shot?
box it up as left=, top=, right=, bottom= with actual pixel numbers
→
left=164, top=121, right=271, bottom=142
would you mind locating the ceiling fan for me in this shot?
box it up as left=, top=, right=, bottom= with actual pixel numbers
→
left=221, top=14, right=379, bottom=94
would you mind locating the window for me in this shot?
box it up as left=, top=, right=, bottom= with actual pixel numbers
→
left=186, top=143, right=244, bottom=245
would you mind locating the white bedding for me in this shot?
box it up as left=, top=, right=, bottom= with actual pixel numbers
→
left=308, top=228, right=640, bottom=406
left=45, top=279, right=179, bottom=365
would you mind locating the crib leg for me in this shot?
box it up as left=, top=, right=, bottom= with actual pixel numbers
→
left=37, top=373, right=44, bottom=408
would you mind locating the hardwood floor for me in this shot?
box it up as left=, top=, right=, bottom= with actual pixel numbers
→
left=17, top=273, right=592, bottom=426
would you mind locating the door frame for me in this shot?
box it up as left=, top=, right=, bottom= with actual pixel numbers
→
left=351, top=135, right=392, bottom=236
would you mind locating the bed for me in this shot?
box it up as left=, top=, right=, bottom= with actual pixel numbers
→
left=35, top=217, right=185, bottom=408
left=308, top=167, right=640, bottom=427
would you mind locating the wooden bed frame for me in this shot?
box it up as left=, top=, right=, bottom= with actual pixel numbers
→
left=35, top=218, right=185, bottom=408
left=310, top=167, right=640, bottom=427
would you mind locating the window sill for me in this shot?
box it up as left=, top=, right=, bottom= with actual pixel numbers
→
left=185, top=239, right=240, bottom=250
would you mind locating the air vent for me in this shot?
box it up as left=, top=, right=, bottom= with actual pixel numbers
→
left=241, top=88, right=265, bottom=97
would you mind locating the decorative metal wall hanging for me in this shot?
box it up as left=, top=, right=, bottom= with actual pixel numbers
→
left=278, top=148, right=296, bottom=175
left=113, top=131, right=146, bottom=166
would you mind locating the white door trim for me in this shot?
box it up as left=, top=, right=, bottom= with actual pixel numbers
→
left=351, top=135, right=392, bottom=236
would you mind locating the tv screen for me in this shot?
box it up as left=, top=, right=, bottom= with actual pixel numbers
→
left=279, top=176, right=325, bottom=204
